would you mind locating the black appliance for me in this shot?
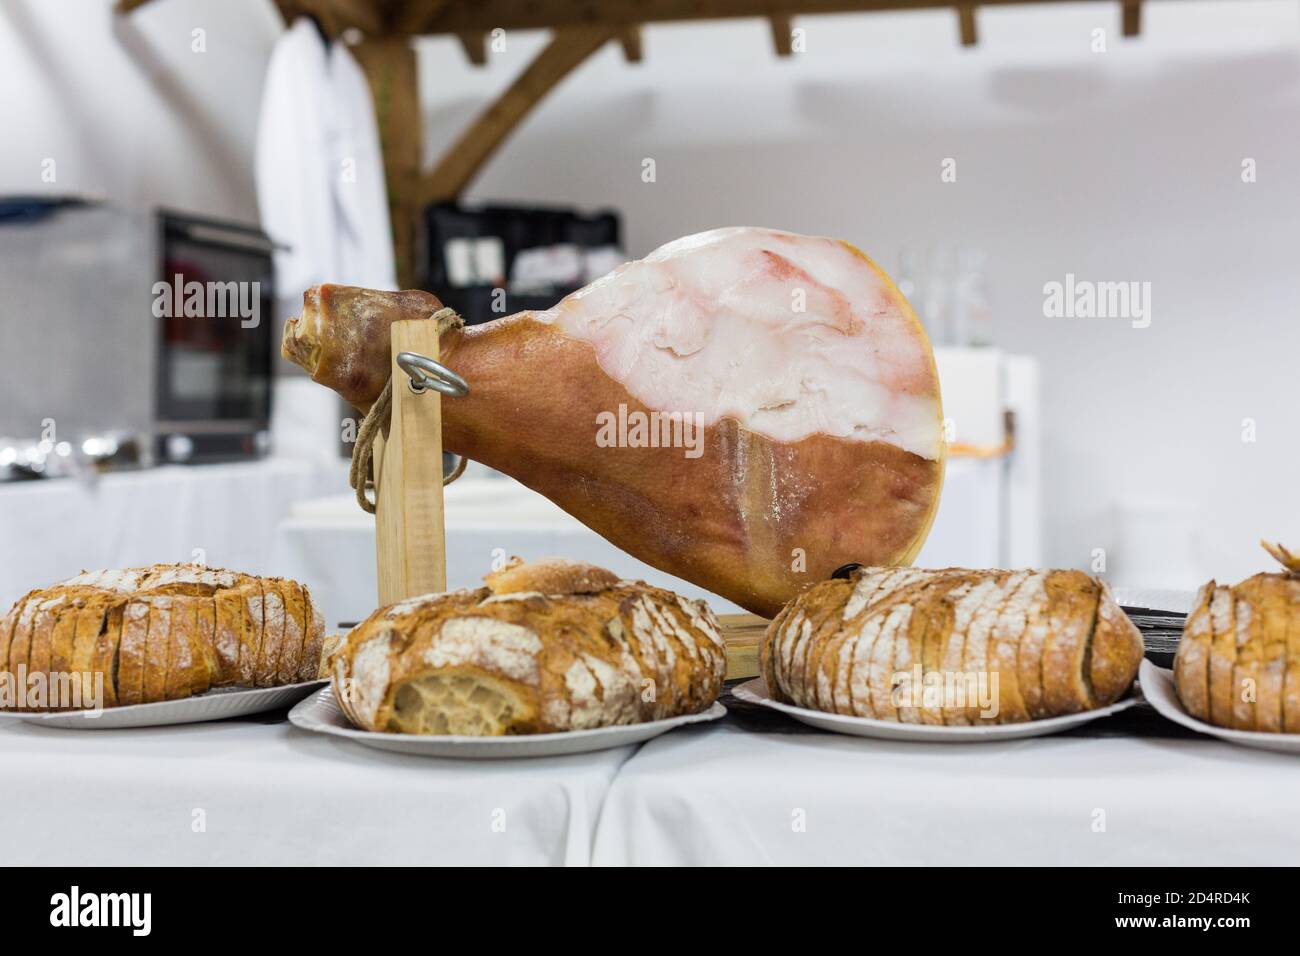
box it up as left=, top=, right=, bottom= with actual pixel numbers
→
left=422, top=201, right=621, bottom=324
left=153, top=210, right=276, bottom=463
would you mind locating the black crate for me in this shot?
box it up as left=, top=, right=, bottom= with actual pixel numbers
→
left=421, top=201, right=621, bottom=325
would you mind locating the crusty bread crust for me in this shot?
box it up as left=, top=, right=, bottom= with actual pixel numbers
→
left=1041, top=571, right=1099, bottom=716
left=762, top=566, right=1140, bottom=725
left=987, top=571, right=1037, bottom=724
left=0, top=565, right=332, bottom=711
left=1283, top=577, right=1300, bottom=733
left=1177, top=572, right=1300, bottom=733
left=1256, top=582, right=1287, bottom=733
left=301, top=591, right=327, bottom=683
left=952, top=573, right=1010, bottom=723
left=332, top=560, right=726, bottom=735
left=1207, top=586, right=1237, bottom=728
left=1230, top=579, right=1262, bottom=731
left=69, top=595, right=112, bottom=710
left=90, top=603, right=124, bottom=710
left=254, top=581, right=284, bottom=688
left=143, top=596, right=172, bottom=705
left=1017, top=573, right=1051, bottom=720
left=1173, top=583, right=1213, bottom=721
left=117, top=601, right=149, bottom=707
left=8, top=596, right=40, bottom=711
left=484, top=556, right=621, bottom=597
left=1090, top=582, right=1145, bottom=706
left=49, top=596, right=80, bottom=697
left=27, top=595, right=65, bottom=708
left=0, top=595, right=31, bottom=709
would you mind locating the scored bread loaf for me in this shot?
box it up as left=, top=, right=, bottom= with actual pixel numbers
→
left=1174, top=541, right=1300, bottom=733
left=760, top=566, right=1143, bottom=724
left=329, top=557, right=726, bottom=735
left=0, top=564, right=329, bottom=711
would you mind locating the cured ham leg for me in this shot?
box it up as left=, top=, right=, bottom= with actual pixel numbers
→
left=283, top=227, right=945, bottom=617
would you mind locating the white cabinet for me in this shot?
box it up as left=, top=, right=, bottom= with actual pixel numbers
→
left=916, top=349, right=1041, bottom=569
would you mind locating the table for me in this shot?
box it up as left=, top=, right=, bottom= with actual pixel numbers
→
left=0, top=714, right=630, bottom=866
left=3, top=694, right=1295, bottom=866
left=590, top=709, right=1300, bottom=866
left=0, top=459, right=349, bottom=611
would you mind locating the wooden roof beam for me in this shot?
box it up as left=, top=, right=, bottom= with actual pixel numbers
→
left=421, top=25, right=616, bottom=203
left=394, top=0, right=452, bottom=35
left=957, top=4, right=977, bottom=45
left=1122, top=0, right=1141, bottom=37
left=266, top=0, right=386, bottom=37
left=619, top=25, right=644, bottom=63
left=457, top=31, right=489, bottom=64
left=407, top=0, right=1169, bottom=35
left=770, top=15, right=795, bottom=56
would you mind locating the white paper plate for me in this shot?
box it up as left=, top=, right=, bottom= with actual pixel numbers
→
left=731, top=677, right=1139, bottom=742
left=288, top=687, right=727, bottom=758
left=1139, top=659, right=1300, bottom=754
left=0, top=681, right=326, bottom=730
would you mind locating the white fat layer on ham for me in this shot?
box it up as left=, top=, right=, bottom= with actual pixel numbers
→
left=536, top=226, right=941, bottom=459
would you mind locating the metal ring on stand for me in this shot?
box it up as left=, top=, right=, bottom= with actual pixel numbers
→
left=396, top=351, right=470, bottom=397
left=394, top=350, right=471, bottom=485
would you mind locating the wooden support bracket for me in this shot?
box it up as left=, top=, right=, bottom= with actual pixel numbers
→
left=394, top=0, right=452, bottom=35
left=1121, top=0, right=1141, bottom=37
left=770, top=15, right=795, bottom=56
left=958, top=5, right=977, bottom=46
left=458, top=31, right=489, bottom=65
left=352, top=38, right=421, bottom=289
left=373, top=319, right=449, bottom=606
left=619, top=25, right=644, bottom=63
left=421, top=25, right=616, bottom=203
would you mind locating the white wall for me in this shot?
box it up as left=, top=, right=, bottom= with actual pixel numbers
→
left=3, top=0, right=1298, bottom=588
left=0, top=0, right=278, bottom=218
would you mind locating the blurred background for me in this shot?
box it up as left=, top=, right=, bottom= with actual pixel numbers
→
left=1, top=0, right=1296, bottom=629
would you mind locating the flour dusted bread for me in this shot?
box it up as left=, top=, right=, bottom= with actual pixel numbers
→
left=0, top=565, right=332, bottom=711
left=761, top=566, right=1142, bottom=724
left=330, top=557, right=726, bottom=735
left=1174, top=541, right=1300, bottom=733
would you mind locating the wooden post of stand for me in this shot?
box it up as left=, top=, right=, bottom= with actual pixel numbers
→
left=373, top=319, right=448, bottom=605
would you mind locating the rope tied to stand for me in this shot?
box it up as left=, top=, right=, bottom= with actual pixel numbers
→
left=349, top=306, right=466, bottom=514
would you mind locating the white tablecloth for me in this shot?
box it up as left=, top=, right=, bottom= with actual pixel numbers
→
left=3, top=707, right=1296, bottom=866
left=589, top=723, right=1300, bottom=866
left=0, top=716, right=630, bottom=866
left=0, top=459, right=349, bottom=611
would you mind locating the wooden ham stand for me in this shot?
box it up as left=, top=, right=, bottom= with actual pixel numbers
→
left=372, top=319, right=455, bottom=605
left=369, top=319, right=763, bottom=677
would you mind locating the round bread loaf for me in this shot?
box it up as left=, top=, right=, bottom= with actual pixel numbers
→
left=760, top=566, right=1142, bottom=724
left=1174, top=556, right=1300, bottom=733
left=0, top=564, right=327, bottom=711
left=329, top=557, right=726, bottom=735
